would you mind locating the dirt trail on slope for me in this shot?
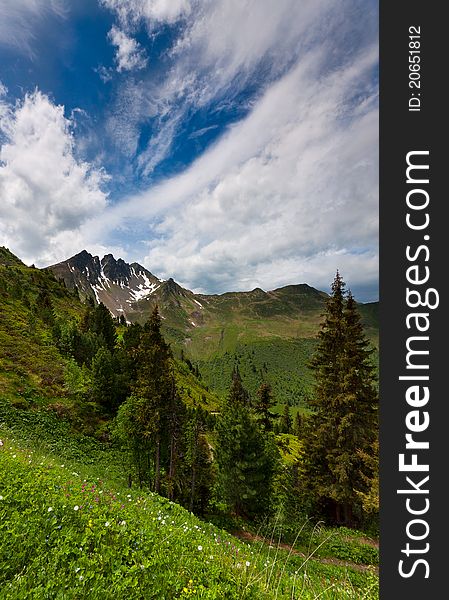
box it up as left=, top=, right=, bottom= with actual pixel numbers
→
left=231, top=530, right=379, bottom=574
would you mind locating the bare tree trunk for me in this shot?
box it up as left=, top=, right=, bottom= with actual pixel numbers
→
left=189, top=465, right=197, bottom=513
left=154, top=434, right=161, bottom=494
left=168, top=432, right=176, bottom=500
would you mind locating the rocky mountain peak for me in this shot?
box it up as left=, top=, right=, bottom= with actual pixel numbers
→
left=47, top=251, right=162, bottom=318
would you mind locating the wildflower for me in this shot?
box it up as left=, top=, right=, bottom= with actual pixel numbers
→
left=47, top=507, right=53, bottom=513
left=74, top=505, right=79, bottom=511
left=0, top=496, right=3, bottom=500
left=75, top=567, right=81, bottom=573
left=197, top=545, right=202, bottom=551
left=246, top=561, right=251, bottom=567
left=0, top=440, right=3, bottom=446
left=119, top=520, right=126, bottom=526
left=105, top=521, right=110, bottom=527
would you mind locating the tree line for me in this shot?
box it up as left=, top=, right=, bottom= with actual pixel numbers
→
left=44, top=272, right=378, bottom=528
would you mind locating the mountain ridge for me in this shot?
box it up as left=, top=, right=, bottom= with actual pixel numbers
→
left=47, top=249, right=334, bottom=316
left=45, top=250, right=378, bottom=362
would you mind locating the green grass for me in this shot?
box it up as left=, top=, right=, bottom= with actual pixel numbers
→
left=0, top=427, right=379, bottom=599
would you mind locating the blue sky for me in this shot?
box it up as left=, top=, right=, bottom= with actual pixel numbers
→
left=0, top=0, right=378, bottom=301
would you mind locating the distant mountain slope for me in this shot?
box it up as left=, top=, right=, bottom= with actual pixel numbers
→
left=47, top=250, right=378, bottom=362
left=0, top=247, right=378, bottom=406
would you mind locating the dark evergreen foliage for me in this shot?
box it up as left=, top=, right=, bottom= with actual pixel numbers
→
left=302, top=272, right=378, bottom=525
left=215, top=374, right=278, bottom=518
left=280, top=403, right=292, bottom=434
left=254, top=383, right=277, bottom=431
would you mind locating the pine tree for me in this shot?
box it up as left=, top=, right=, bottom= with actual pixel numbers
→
left=91, top=347, right=116, bottom=410
left=91, top=346, right=130, bottom=412
left=184, top=406, right=213, bottom=514
left=93, top=302, right=117, bottom=352
left=302, top=272, right=378, bottom=525
left=255, top=383, right=277, bottom=431
left=280, top=404, right=292, bottom=434
left=215, top=375, right=278, bottom=518
left=132, top=306, right=173, bottom=493
left=228, top=369, right=250, bottom=406
left=293, top=412, right=302, bottom=437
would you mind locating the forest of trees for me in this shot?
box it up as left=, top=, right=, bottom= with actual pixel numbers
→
left=47, top=271, right=378, bottom=528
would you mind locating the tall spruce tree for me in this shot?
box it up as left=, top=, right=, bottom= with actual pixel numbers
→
left=135, top=306, right=172, bottom=493
left=93, top=302, right=117, bottom=352
left=280, top=403, right=292, bottom=434
left=215, top=375, right=277, bottom=518
left=255, top=383, right=277, bottom=431
left=303, top=272, right=378, bottom=525
left=115, top=306, right=173, bottom=492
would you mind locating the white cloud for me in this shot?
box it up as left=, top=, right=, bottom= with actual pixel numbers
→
left=0, top=90, right=109, bottom=265
left=101, top=0, right=191, bottom=27
left=108, top=25, right=148, bottom=72
left=0, top=0, right=66, bottom=55
left=103, top=0, right=377, bottom=178
left=95, top=41, right=378, bottom=299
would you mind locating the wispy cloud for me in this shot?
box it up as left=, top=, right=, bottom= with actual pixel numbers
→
left=89, top=40, right=378, bottom=298
left=0, top=0, right=67, bottom=56
left=103, top=0, right=377, bottom=179
left=100, top=0, right=191, bottom=28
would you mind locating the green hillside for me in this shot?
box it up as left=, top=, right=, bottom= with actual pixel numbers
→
left=0, top=408, right=378, bottom=599
left=0, top=248, right=379, bottom=597
left=0, top=249, right=82, bottom=403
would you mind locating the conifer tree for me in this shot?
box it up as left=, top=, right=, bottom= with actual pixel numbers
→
left=293, top=412, right=302, bottom=437
left=255, top=383, right=277, bottom=431
left=228, top=369, right=250, bottom=406
left=132, top=306, right=173, bottom=493
left=93, top=302, right=117, bottom=352
left=184, top=406, right=213, bottom=514
left=280, top=404, right=292, bottom=434
left=215, top=375, right=277, bottom=518
left=91, top=347, right=116, bottom=410
left=302, top=272, right=378, bottom=525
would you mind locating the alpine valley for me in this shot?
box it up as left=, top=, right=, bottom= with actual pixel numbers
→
left=48, top=249, right=378, bottom=405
